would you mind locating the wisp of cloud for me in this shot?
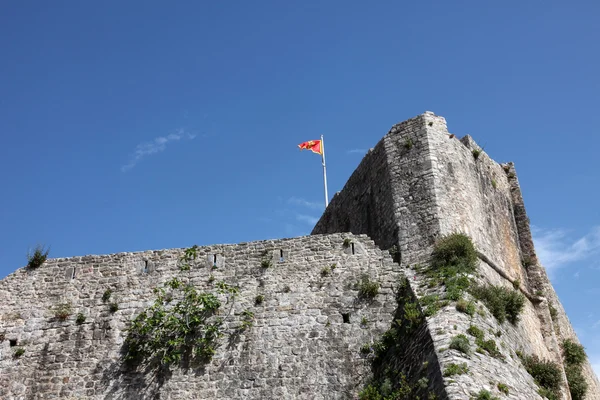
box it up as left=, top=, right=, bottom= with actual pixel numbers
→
left=121, top=129, right=196, bottom=172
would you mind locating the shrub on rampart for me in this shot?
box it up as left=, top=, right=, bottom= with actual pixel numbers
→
left=519, top=353, right=562, bottom=400
left=469, top=284, right=525, bottom=324
left=27, top=245, right=49, bottom=269
left=561, top=339, right=588, bottom=400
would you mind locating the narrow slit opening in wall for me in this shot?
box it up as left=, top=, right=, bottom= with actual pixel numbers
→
left=351, top=243, right=355, bottom=255
left=279, top=249, right=284, bottom=262
left=143, top=261, right=149, bottom=274
left=9, top=339, right=17, bottom=347
left=342, top=313, right=350, bottom=323
left=71, top=268, right=76, bottom=279
left=213, top=255, right=217, bottom=267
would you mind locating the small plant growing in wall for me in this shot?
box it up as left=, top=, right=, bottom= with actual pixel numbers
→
left=497, top=383, right=509, bottom=395
left=255, top=294, right=265, bottom=305
left=321, top=266, right=331, bottom=277
left=27, top=245, right=49, bottom=269
left=491, top=179, right=497, bottom=189
left=472, top=389, right=499, bottom=400
left=109, top=302, right=119, bottom=313
left=360, top=343, right=372, bottom=355
left=76, top=313, right=86, bottom=325
left=53, top=302, right=72, bottom=321
left=208, top=274, right=215, bottom=283
left=261, top=259, right=272, bottom=269
left=13, top=347, right=25, bottom=359
left=102, top=289, right=112, bottom=303
left=240, top=309, right=254, bottom=331
left=469, top=284, right=525, bottom=324
left=360, top=316, right=369, bottom=327
left=357, top=275, right=380, bottom=299
left=456, top=299, right=475, bottom=316
left=443, top=362, right=469, bottom=377
left=449, top=334, right=471, bottom=355
left=472, top=148, right=482, bottom=160
left=404, top=137, right=414, bottom=150
left=343, top=238, right=352, bottom=248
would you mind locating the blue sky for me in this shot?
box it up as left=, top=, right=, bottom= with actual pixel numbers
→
left=1, top=0, right=599, bottom=375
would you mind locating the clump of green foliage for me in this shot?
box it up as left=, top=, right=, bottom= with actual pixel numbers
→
left=357, top=278, right=436, bottom=400
left=549, top=304, right=558, bottom=322
left=343, top=238, right=352, bottom=248
left=443, top=362, right=469, bottom=377
left=491, top=179, right=497, bottom=189
left=13, top=347, right=25, bottom=359
left=427, top=233, right=478, bottom=301
left=562, top=339, right=588, bottom=400
left=255, top=294, right=265, bottom=305
left=261, top=259, right=272, bottom=268
left=179, top=245, right=200, bottom=271
left=109, top=302, right=119, bottom=313
left=76, top=313, right=86, bottom=325
left=239, top=309, right=254, bottom=331
left=123, top=247, right=242, bottom=371
left=420, top=294, right=442, bottom=317
left=102, top=289, right=112, bottom=303
left=469, top=284, right=525, bottom=324
left=475, top=337, right=504, bottom=360
left=27, top=245, right=49, bottom=269
left=456, top=299, right=476, bottom=316
left=472, top=389, right=499, bottom=400
left=404, top=138, right=414, bottom=150
left=519, top=353, right=563, bottom=400
left=361, top=343, right=372, bottom=355
left=562, top=339, right=586, bottom=365
left=497, top=383, right=509, bottom=395
left=431, top=233, right=478, bottom=274
left=472, top=149, right=482, bottom=160
left=53, top=302, right=72, bottom=321
left=357, top=275, right=380, bottom=299
left=467, top=325, right=484, bottom=340
left=321, top=266, right=331, bottom=277
left=361, top=316, right=369, bottom=327
left=449, top=334, right=471, bottom=355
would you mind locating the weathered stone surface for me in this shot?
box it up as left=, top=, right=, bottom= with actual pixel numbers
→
left=1, top=111, right=598, bottom=399
left=313, top=111, right=600, bottom=399
left=0, top=234, right=416, bottom=399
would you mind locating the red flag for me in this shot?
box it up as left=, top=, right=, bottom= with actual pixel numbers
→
left=298, top=140, right=323, bottom=155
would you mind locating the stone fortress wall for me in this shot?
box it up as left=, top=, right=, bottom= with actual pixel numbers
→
left=313, top=111, right=600, bottom=399
left=1, top=111, right=598, bottom=400
left=1, top=233, right=434, bottom=400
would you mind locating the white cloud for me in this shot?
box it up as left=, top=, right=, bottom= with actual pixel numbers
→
left=121, top=129, right=196, bottom=171
left=346, top=148, right=367, bottom=155
left=288, top=197, right=323, bottom=210
left=532, top=226, right=600, bottom=271
left=296, top=214, right=319, bottom=225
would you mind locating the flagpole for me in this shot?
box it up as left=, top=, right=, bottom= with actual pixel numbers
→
left=321, top=134, right=329, bottom=208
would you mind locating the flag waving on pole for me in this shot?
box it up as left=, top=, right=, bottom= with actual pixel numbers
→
left=298, top=136, right=329, bottom=208
left=297, top=140, right=323, bottom=155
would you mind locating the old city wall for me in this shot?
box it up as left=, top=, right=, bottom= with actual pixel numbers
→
left=0, top=233, right=442, bottom=400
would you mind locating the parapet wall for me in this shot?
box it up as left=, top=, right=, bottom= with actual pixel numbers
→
left=0, top=233, right=435, bottom=400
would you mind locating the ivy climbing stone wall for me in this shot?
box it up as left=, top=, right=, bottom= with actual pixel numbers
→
left=0, top=234, right=404, bottom=400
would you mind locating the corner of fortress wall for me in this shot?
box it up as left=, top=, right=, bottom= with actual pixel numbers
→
left=313, top=111, right=600, bottom=399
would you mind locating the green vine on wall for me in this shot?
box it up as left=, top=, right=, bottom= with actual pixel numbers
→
left=123, top=246, right=241, bottom=372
